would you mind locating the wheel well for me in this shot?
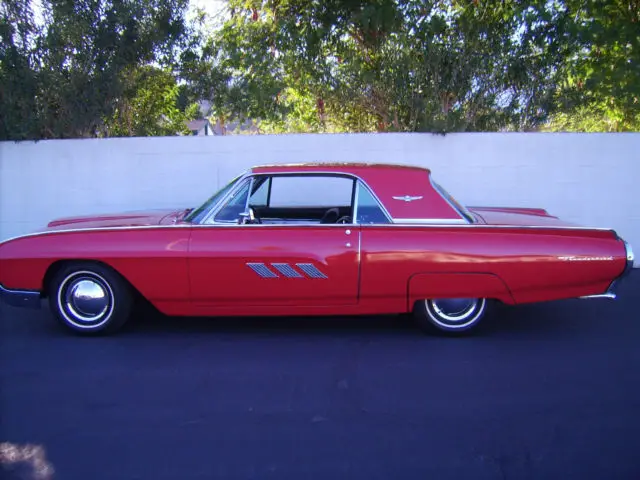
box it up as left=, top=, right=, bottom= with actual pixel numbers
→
left=42, top=260, right=137, bottom=298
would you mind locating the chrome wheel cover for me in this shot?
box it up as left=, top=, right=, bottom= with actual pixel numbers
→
left=57, top=271, right=114, bottom=329
left=426, top=298, right=486, bottom=329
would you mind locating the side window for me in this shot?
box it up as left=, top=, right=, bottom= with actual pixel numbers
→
left=267, top=176, right=353, bottom=207
left=356, top=182, right=391, bottom=224
left=249, top=178, right=270, bottom=207
left=214, top=180, right=251, bottom=222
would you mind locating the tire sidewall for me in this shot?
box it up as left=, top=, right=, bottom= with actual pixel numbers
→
left=48, top=263, right=132, bottom=335
left=415, top=298, right=488, bottom=334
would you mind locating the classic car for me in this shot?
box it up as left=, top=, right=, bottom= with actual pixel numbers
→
left=0, top=162, right=634, bottom=336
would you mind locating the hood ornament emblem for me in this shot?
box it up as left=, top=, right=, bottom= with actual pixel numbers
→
left=392, top=195, right=423, bottom=202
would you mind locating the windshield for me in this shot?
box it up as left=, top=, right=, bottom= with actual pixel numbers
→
left=184, top=175, right=243, bottom=224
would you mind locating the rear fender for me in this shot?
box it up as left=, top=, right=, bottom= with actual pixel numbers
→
left=408, top=272, right=515, bottom=310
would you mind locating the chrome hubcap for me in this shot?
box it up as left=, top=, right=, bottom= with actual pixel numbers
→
left=57, top=272, right=114, bottom=327
left=431, top=298, right=478, bottom=321
left=426, top=297, right=485, bottom=328
left=66, top=279, right=109, bottom=321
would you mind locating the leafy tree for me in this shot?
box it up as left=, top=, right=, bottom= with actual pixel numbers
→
left=0, top=0, right=192, bottom=140
left=198, top=0, right=574, bottom=133
left=545, top=0, right=640, bottom=131
left=103, top=66, right=198, bottom=136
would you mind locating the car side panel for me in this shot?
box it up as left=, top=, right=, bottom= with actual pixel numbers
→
left=359, top=226, right=627, bottom=308
left=188, top=225, right=359, bottom=307
left=408, top=273, right=514, bottom=309
left=0, top=228, right=191, bottom=307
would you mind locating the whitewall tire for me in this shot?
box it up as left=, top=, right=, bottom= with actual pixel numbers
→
left=414, top=297, right=488, bottom=334
left=48, top=263, right=133, bottom=335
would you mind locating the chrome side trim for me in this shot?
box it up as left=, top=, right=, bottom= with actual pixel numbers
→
left=0, top=222, right=623, bottom=247
left=392, top=218, right=469, bottom=225
left=579, top=293, right=617, bottom=300
left=246, top=263, right=278, bottom=278
left=0, top=284, right=41, bottom=309
left=296, top=263, right=328, bottom=279
left=352, top=179, right=360, bottom=223
left=271, top=263, right=303, bottom=278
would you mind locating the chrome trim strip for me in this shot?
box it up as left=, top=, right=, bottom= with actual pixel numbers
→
left=352, top=179, right=360, bottom=224
left=0, top=222, right=623, bottom=246
left=296, top=263, right=328, bottom=279
left=392, top=218, right=469, bottom=225
left=271, top=263, right=303, bottom=278
left=246, top=263, right=278, bottom=278
left=358, top=180, right=393, bottom=223
left=0, top=284, right=41, bottom=309
left=580, top=293, right=617, bottom=300
left=203, top=176, right=254, bottom=225
left=196, top=170, right=392, bottom=226
left=354, top=180, right=393, bottom=224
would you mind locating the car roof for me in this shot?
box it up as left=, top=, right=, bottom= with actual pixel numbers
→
left=250, top=162, right=431, bottom=175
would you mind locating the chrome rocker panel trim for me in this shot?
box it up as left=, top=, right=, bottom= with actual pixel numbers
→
left=0, top=284, right=42, bottom=309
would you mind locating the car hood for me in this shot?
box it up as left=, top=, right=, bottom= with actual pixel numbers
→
left=467, top=206, right=580, bottom=227
left=44, top=208, right=191, bottom=230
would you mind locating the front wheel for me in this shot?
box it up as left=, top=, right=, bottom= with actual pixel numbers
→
left=48, top=263, right=133, bottom=335
left=414, top=297, right=487, bottom=335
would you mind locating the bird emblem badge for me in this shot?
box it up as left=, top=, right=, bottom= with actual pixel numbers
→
left=392, top=195, right=423, bottom=202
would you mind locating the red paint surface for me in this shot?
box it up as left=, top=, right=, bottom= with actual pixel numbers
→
left=252, top=164, right=462, bottom=220
left=189, top=226, right=359, bottom=306
left=0, top=163, right=629, bottom=318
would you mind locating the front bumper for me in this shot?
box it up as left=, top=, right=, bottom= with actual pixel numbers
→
left=0, top=284, right=42, bottom=309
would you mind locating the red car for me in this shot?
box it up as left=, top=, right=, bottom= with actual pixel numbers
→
left=0, top=163, right=634, bottom=335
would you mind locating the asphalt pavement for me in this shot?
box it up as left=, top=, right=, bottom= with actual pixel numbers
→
left=1, top=273, right=639, bottom=480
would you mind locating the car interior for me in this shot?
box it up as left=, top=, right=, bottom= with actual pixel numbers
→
left=212, top=173, right=390, bottom=225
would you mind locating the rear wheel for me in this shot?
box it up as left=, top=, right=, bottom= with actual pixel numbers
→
left=414, top=297, right=487, bottom=334
left=48, top=263, right=133, bottom=335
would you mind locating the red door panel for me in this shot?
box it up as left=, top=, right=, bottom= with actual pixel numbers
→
left=188, top=226, right=359, bottom=306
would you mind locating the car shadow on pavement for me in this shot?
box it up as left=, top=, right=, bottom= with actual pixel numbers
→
left=116, top=298, right=604, bottom=339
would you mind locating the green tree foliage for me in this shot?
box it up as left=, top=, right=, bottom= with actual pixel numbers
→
left=200, top=0, right=575, bottom=133
left=0, top=0, right=192, bottom=140
left=103, top=66, right=197, bottom=136
left=546, top=0, right=640, bottom=131
left=2, top=0, right=637, bottom=139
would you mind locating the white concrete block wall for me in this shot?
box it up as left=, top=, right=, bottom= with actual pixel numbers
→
left=1, top=132, right=638, bottom=266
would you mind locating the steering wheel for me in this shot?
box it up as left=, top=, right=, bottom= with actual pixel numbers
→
left=336, top=216, right=352, bottom=224
left=320, top=208, right=340, bottom=224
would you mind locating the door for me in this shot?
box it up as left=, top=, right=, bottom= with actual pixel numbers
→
left=189, top=225, right=359, bottom=306
left=188, top=172, right=360, bottom=307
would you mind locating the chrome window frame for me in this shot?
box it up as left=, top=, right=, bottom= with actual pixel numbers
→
left=195, top=171, right=394, bottom=226
left=201, top=176, right=255, bottom=225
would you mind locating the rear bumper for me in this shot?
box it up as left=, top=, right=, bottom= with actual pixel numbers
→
left=581, top=239, right=634, bottom=300
left=609, top=239, right=635, bottom=292
left=0, top=284, right=42, bottom=309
